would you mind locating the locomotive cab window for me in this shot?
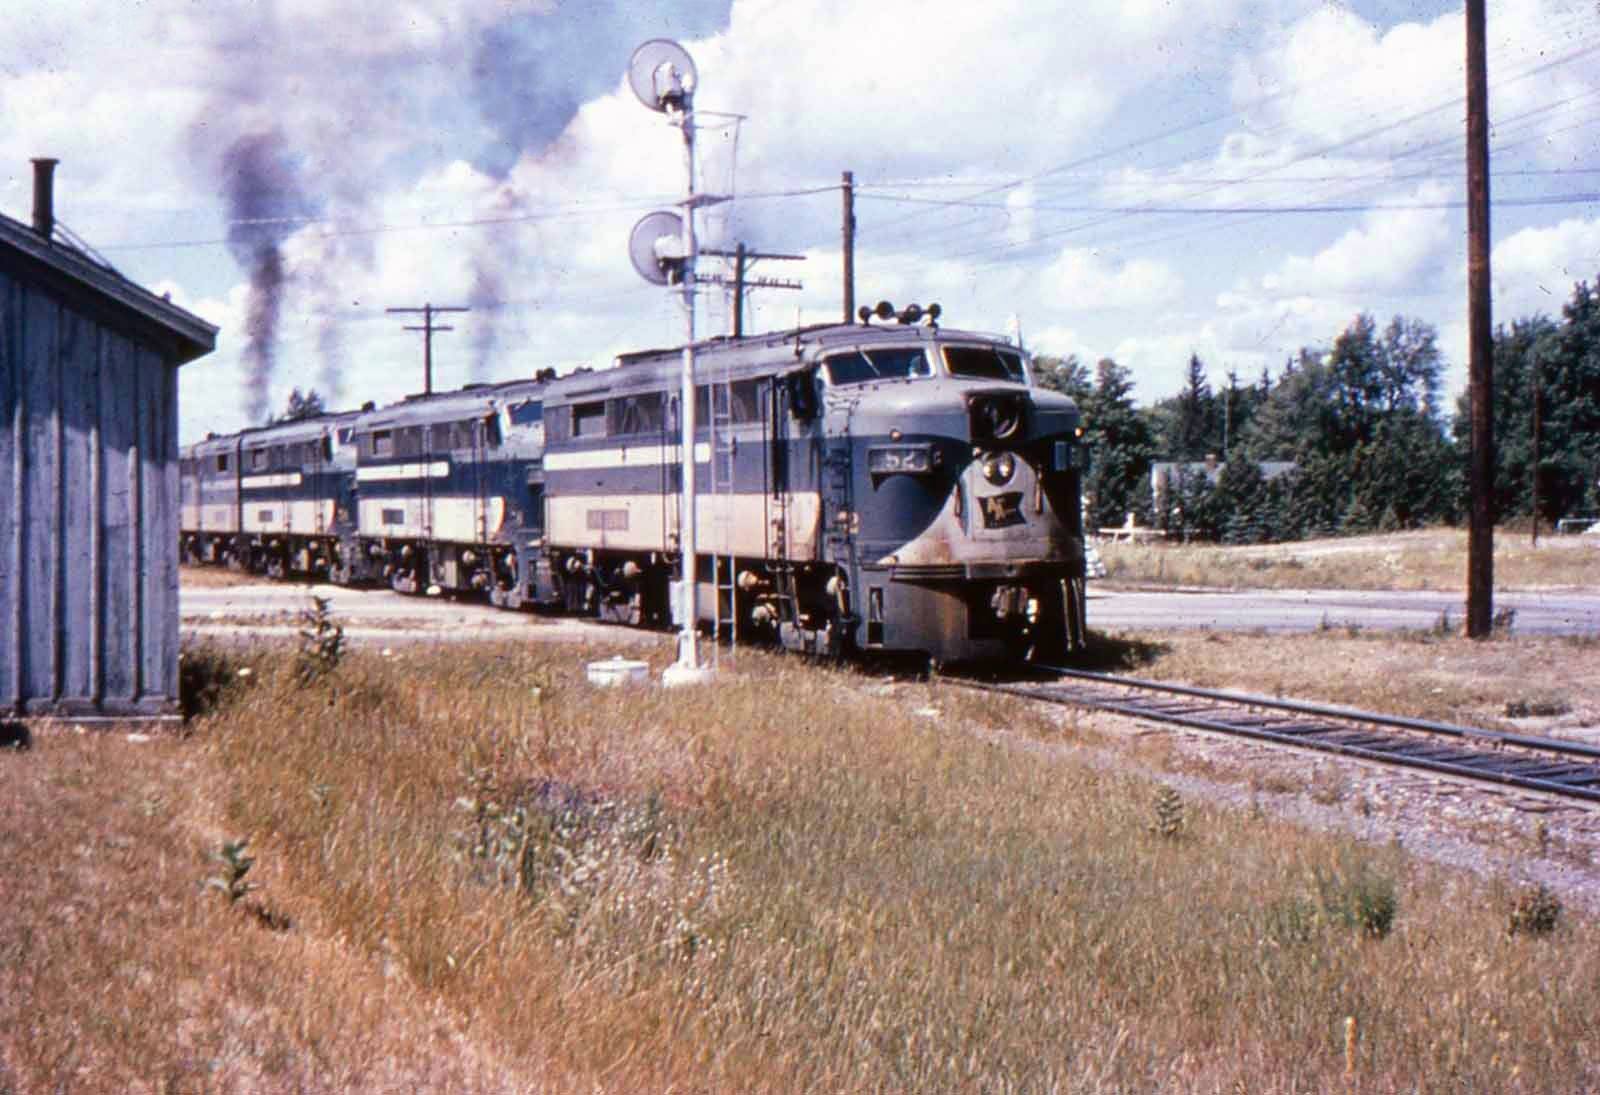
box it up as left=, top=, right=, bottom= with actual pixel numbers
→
left=215, top=453, right=230, bottom=473
left=249, top=449, right=268, bottom=472
left=945, top=345, right=1027, bottom=384
left=824, top=347, right=931, bottom=386
left=508, top=400, right=542, bottom=427
left=369, top=429, right=393, bottom=458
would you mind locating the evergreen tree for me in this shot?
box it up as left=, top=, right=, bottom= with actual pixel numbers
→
left=1033, top=354, right=1092, bottom=402
left=1459, top=278, right=1600, bottom=522
left=1079, top=358, right=1156, bottom=531
left=269, top=387, right=326, bottom=425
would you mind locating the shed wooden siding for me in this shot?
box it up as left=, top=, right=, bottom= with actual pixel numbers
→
left=1, top=268, right=181, bottom=718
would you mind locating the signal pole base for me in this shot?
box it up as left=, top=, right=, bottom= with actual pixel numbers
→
left=662, top=662, right=716, bottom=688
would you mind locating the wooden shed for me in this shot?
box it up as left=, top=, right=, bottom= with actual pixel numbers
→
left=1, top=160, right=217, bottom=722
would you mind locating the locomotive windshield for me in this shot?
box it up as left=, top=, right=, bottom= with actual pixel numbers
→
left=944, top=345, right=1027, bottom=384
left=824, top=347, right=933, bottom=385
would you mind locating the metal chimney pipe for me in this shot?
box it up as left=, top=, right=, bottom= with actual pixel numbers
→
left=31, top=158, right=59, bottom=239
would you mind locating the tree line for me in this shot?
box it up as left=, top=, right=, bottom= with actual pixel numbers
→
left=1035, top=274, right=1600, bottom=543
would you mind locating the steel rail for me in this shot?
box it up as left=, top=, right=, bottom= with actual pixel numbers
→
left=1035, top=665, right=1600, bottom=762
left=955, top=667, right=1600, bottom=805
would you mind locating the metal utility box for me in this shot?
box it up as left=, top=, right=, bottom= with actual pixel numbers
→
left=1, top=160, right=216, bottom=722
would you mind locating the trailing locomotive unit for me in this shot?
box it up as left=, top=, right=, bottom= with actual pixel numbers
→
left=342, top=378, right=547, bottom=597
left=537, top=305, right=1088, bottom=662
left=180, top=412, right=360, bottom=578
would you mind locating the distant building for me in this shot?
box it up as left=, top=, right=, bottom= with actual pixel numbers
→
left=1, top=159, right=216, bottom=722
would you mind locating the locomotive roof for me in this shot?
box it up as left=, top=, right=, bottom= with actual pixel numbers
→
left=555, top=321, right=1021, bottom=400
left=351, top=377, right=546, bottom=430
left=183, top=410, right=361, bottom=458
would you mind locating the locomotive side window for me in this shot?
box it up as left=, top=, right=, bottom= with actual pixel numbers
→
left=249, top=449, right=268, bottom=472
left=508, top=401, right=543, bottom=427
left=945, top=345, right=1027, bottom=384
left=215, top=453, right=230, bottom=473
left=607, top=393, right=664, bottom=436
left=731, top=378, right=767, bottom=423
left=573, top=401, right=607, bottom=438
left=370, top=429, right=393, bottom=457
left=397, top=427, right=424, bottom=457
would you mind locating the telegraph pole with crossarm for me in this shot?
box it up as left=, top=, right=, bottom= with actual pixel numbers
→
left=387, top=303, right=469, bottom=395
left=699, top=244, right=803, bottom=336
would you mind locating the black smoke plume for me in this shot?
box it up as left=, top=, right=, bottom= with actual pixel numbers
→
left=221, top=131, right=314, bottom=424
left=462, top=1, right=732, bottom=377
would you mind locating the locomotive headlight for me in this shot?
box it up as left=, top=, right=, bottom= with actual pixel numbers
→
left=982, top=452, right=1017, bottom=486
left=868, top=443, right=938, bottom=475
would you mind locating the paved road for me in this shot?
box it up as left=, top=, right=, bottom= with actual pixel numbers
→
left=1087, top=586, right=1600, bottom=636
left=183, top=580, right=1600, bottom=642
left=180, top=582, right=660, bottom=647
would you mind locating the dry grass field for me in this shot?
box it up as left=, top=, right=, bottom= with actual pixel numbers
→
left=1099, top=526, right=1600, bottom=591
left=4, top=631, right=1598, bottom=1092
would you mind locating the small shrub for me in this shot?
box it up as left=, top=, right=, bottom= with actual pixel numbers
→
left=1150, top=787, right=1185, bottom=839
left=1507, top=884, right=1562, bottom=937
left=1492, top=606, right=1518, bottom=636
left=205, top=839, right=258, bottom=905
left=179, top=645, right=248, bottom=720
left=456, top=770, right=672, bottom=913
left=1262, top=896, right=1317, bottom=946
left=294, top=595, right=345, bottom=685
left=1315, top=856, right=1398, bottom=939
left=0, top=721, right=30, bottom=750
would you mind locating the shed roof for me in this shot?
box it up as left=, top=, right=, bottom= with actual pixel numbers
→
left=0, top=210, right=216, bottom=366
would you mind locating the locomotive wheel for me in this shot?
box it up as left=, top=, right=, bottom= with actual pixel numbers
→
left=600, top=591, right=643, bottom=627
left=329, top=550, right=355, bottom=587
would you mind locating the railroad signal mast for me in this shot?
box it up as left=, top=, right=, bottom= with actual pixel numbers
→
left=626, top=39, right=715, bottom=686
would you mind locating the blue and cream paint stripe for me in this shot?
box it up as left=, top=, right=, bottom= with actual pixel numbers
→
left=544, top=442, right=712, bottom=471
left=356, top=460, right=452, bottom=482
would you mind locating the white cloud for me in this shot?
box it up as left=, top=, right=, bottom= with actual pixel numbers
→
left=1267, top=182, right=1453, bottom=296
left=1492, top=216, right=1600, bottom=319
left=1229, top=0, right=1599, bottom=165
left=1040, top=248, right=1183, bottom=311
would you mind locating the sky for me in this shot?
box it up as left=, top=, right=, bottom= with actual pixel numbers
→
left=2, top=0, right=1596, bottom=441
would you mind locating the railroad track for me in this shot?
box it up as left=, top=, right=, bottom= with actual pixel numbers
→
left=953, top=666, right=1600, bottom=805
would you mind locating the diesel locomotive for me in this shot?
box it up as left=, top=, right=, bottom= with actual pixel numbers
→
left=180, top=307, right=1089, bottom=663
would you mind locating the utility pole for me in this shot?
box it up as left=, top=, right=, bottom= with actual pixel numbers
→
left=1465, top=0, right=1494, bottom=637
left=387, top=303, right=469, bottom=395
left=1531, top=359, right=1541, bottom=546
left=700, top=243, right=803, bottom=336
left=842, top=170, right=856, bottom=323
